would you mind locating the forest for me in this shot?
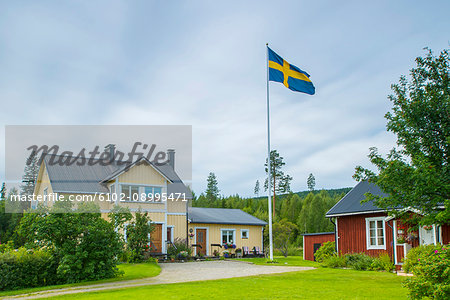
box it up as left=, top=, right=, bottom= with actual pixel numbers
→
left=192, top=185, right=350, bottom=247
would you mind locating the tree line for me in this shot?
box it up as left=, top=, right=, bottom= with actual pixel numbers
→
left=193, top=172, right=349, bottom=247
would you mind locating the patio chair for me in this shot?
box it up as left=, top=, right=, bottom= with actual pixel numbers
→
left=242, top=246, right=252, bottom=257
left=253, top=246, right=264, bottom=257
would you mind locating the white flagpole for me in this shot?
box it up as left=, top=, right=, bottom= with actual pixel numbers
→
left=266, top=43, right=273, bottom=261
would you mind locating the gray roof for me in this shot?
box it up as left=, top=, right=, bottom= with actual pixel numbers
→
left=302, top=232, right=335, bottom=236
left=326, top=181, right=388, bottom=217
left=188, top=207, right=267, bottom=226
left=41, top=155, right=192, bottom=199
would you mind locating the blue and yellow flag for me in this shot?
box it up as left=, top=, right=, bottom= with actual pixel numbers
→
left=268, top=47, right=315, bottom=95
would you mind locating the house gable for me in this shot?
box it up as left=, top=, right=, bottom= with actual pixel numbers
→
left=34, top=160, right=53, bottom=196
left=116, top=161, right=168, bottom=186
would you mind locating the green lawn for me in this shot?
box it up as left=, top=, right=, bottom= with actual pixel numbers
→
left=236, top=255, right=321, bottom=267
left=0, top=262, right=161, bottom=297
left=52, top=257, right=408, bottom=299
left=54, top=268, right=408, bottom=299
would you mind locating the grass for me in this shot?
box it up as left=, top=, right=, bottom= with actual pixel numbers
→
left=54, top=267, right=408, bottom=299
left=236, top=255, right=320, bottom=267
left=51, top=256, right=407, bottom=299
left=2, top=256, right=409, bottom=299
left=0, top=262, right=161, bottom=297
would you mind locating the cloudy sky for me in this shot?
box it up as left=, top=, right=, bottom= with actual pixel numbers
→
left=0, top=1, right=449, bottom=197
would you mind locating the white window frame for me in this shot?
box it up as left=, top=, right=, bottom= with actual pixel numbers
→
left=241, top=229, right=249, bottom=239
left=120, top=184, right=140, bottom=202
left=221, top=229, right=236, bottom=245
left=120, top=184, right=165, bottom=203
left=365, top=217, right=386, bottom=250
left=143, top=186, right=163, bottom=203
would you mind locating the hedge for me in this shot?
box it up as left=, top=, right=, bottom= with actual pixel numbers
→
left=0, top=247, right=59, bottom=290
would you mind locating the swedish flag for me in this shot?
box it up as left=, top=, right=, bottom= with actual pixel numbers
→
left=268, top=47, right=315, bottom=95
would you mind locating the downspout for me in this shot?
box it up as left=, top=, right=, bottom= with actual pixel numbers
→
left=186, top=199, right=189, bottom=248
left=386, top=220, right=397, bottom=267
left=330, top=218, right=338, bottom=253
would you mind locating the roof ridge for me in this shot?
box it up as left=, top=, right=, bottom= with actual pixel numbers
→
left=44, top=152, right=132, bottom=163
left=190, top=207, right=242, bottom=210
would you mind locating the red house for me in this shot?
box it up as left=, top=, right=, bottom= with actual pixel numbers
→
left=304, top=181, right=449, bottom=269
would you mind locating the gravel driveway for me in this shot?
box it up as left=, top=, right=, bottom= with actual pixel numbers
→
left=6, top=260, right=314, bottom=299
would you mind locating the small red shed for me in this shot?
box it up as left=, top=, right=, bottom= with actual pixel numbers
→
left=302, top=232, right=335, bottom=261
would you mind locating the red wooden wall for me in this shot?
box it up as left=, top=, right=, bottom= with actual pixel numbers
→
left=337, top=213, right=395, bottom=260
left=442, top=224, right=450, bottom=244
left=303, top=233, right=335, bottom=261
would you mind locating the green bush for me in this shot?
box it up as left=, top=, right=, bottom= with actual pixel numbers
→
left=0, top=247, right=59, bottom=291
left=126, top=210, right=154, bottom=263
left=403, top=244, right=443, bottom=273
left=118, top=249, right=132, bottom=263
left=403, top=244, right=449, bottom=300
left=345, top=253, right=375, bottom=271
left=321, top=252, right=394, bottom=272
left=369, top=253, right=395, bottom=272
left=322, top=255, right=347, bottom=268
left=0, top=241, right=14, bottom=253
left=15, top=203, right=123, bottom=284
left=314, top=241, right=335, bottom=263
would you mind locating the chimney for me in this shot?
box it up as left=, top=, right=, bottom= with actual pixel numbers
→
left=167, top=149, right=175, bottom=169
left=105, top=144, right=116, bottom=162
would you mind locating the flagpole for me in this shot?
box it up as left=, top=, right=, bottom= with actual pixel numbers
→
left=266, top=43, right=274, bottom=261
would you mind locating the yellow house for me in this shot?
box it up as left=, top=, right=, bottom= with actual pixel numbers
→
left=188, top=207, right=266, bottom=256
left=33, top=148, right=267, bottom=257
left=33, top=149, right=191, bottom=254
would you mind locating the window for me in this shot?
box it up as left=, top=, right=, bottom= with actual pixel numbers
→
left=241, top=229, right=249, bottom=239
left=122, top=185, right=130, bottom=201
left=221, top=229, right=235, bottom=244
left=131, top=186, right=139, bottom=200
left=120, top=185, right=163, bottom=202
left=121, top=185, right=139, bottom=201
left=144, top=186, right=163, bottom=202
left=366, top=217, right=386, bottom=249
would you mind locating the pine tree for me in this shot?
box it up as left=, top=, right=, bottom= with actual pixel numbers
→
left=264, top=150, right=292, bottom=217
left=254, top=180, right=260, bottom=197
left=21, top=151, right=39, bottom=196
left=307, top=173, right=316, bottom=191
left=205, top=172, right=220, bottom=203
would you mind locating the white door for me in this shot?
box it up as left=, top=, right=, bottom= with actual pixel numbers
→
left=419, top=226, right=435, bottom=245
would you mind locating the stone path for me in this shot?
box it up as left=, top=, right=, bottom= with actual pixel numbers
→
left=5, top=260, right=315, bottom=299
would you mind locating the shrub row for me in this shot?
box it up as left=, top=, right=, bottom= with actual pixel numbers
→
left=315, top=241, right=394, bottom=271
left=322, top=252, right=394, bottom=272
left=0, top=248, right=59, bottom=290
